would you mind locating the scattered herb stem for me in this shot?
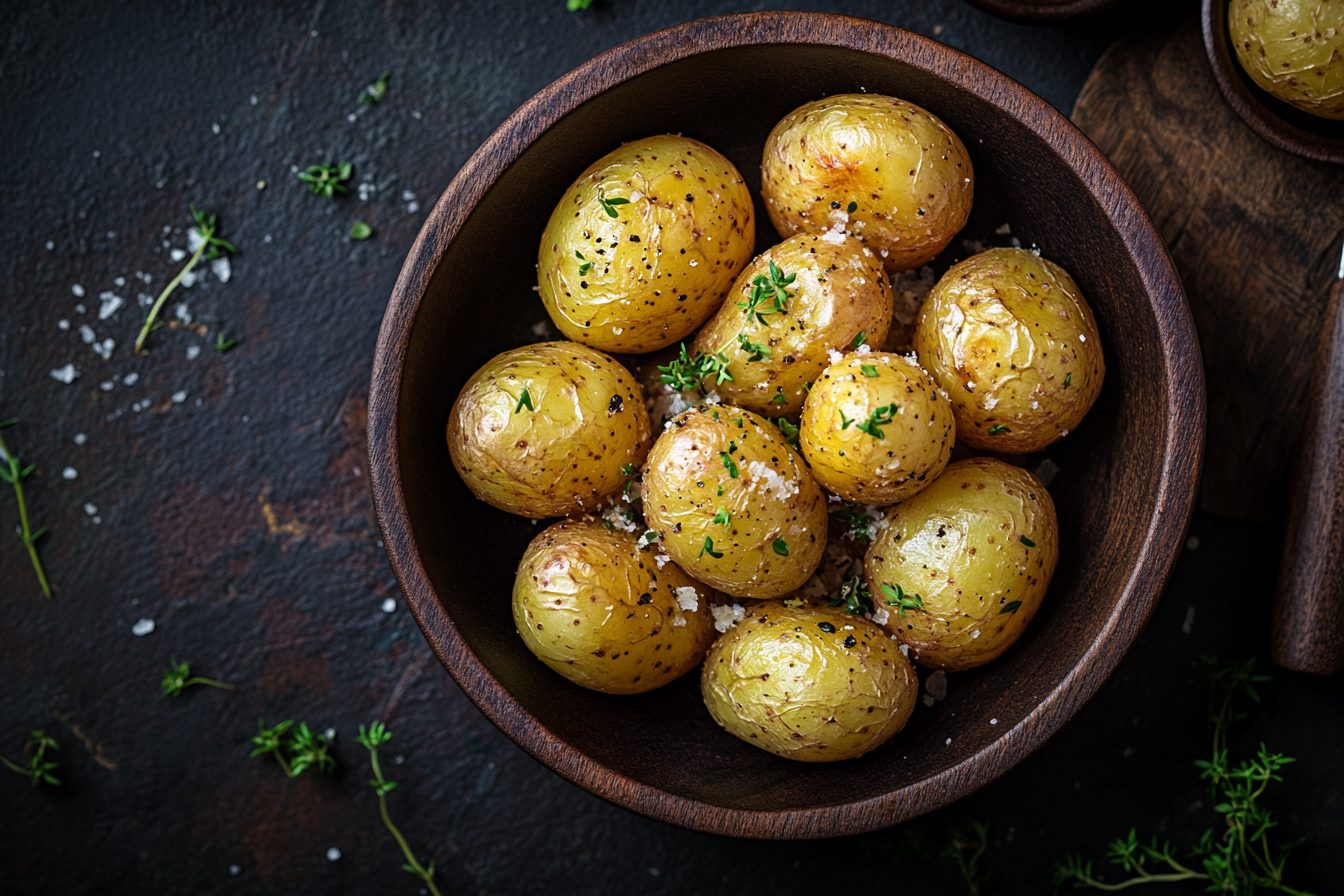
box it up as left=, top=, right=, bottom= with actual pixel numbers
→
left=249, top=720, right=336, bottom=778
left=1, top=730, right=60, bottom=788
left=136, top=205, right=234, bottom=355
left=942, top=821, right=991, bottom=896
left=161, top=660, right=234, bottom=697
left=0, top=420, right=52, bottom=598
left=359, top=722, right=443, bottom=896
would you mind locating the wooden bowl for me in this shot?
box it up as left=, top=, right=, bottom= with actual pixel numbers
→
left=368, top=11, right=1204, bottom=839
left=1202, top=0, right=1344, bottom=164
left=962, top=0, right=1123, bottom=25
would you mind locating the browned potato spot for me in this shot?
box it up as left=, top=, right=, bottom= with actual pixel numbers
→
left=913, top=247, right=1104, bottom=453
left=537, top=135, right=755, bottom=353
left=761, top=93, right=973, bottom=273
left=691, top=232, right=892, bottom=417
left=864, top=458, right=1058, bottom=671
left=447, top=341, right=650, bottom=518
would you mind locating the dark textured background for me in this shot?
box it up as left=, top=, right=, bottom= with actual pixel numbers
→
left=1, top=1, right=1339, bottom=893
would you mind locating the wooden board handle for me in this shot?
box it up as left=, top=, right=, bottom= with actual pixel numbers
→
left=1272, top=280, right=1344, bottom=675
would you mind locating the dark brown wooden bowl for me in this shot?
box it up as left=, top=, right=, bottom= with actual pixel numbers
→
left=368, top=11, right=1204, bottom=839
left=1202, top=0, right=1344, bottom=164
left=962, top=0, right=1124, bottom=25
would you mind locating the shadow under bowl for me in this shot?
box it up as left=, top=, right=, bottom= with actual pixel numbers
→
left=368, top=11, right=1204, bottom=839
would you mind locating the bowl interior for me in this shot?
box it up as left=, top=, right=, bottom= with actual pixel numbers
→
left=380, top=33, right=1195, bottom=837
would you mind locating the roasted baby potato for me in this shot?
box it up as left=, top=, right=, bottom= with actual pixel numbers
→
left=537, top=135, right=755, bottom=353
left=863, top=457, right=1058, bottom=671
left=701, top=600, right=917, bottom=761
left=761, top=94, right=974, bottom=273
left=447, top=341, right=651, bottom=518
left=799, top=351, right=955, bottom=505
left=641, top=406, right=827, bottom=598
left=913, top=247, right=1104, bottom=453
left=1230, top=0, right=1344, bottom=119
left=690, top=232, right=892, bottom=417
left=513, top=520, right=718, bottom=694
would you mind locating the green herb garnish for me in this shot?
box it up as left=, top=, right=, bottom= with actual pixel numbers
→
left=359, top=70, right=391, bottom=105
left=847, top=201, right=858, bottom=214
left=698, top=537, right=723, bottom=559
left=739, top=261, right=795, bottom=325
left=720, top=451, right=739, bottom=478
left=772, top=537, right=789, bottom=557
left=358, top=722, right=444, bottom=896
left=839, top=407, right=855, bottom=429
left=0, top=420, right=52, bottom=598
left=856, top=403, right=899, bottom=439
left=775, top=417, right=800, bottom=448
left=998, top=600, right=1022, bottom=615
left=298, top=162, right=353, bottom=198
left=987, top=424, right=1009, bottom=435
left=657, top=344, right=732, bottom=393
left=1019, top=535, right=1036, bottom=548
left=515, top=387, right=534, bottom=413
left=830, top=507, right=873, bottom=544
left=771, top=393, right=787, bottom=404
left=861, top=364, right=879, bottom=378
left=1, top=730, right=59, bottom=788
left=597, top=187, right=630, bottom=218
left=567, top=0, right=594, bottom=9
left=350, top=221, right=373, bottom=240
left=737, top=333, right=772, bottom=362
left=1064, top=372, right=1072, bottom=389
left=712, top=506, right=731, bottom=526
left=575, top=250, right=593, bottom=275
left=851, top=330, right=867, bottom=349
left=249, top=720, right=335, bottom=778
left=829, top=573, right=874, bottom=616
left=880, top=582, right=924, bottom=616
left=216, top=331, right=238, bottom=353
left=135, top=204, right=235, bottom=355
left=621, top=463, right=638, bottom=476
left=160, top=660, right=234, bottom=697
left=636, top=530, right=659, bottom=549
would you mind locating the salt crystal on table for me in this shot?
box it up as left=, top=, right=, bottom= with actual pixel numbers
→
left=84, top=504, right=97, bottom=515
left=407, top=201, right=420, bottom=213
left=57, top=319, right=69, bottom=330
left=50, top=364, right=78, bottom=384
left=169, top=248, right=186, bottom=262
left=186, top=345, right=201, bottom=361
left=210, top=257, right=231, bottom=283
left=100, top=381, right=114, bottom=391
left=175, top=304, right=191, bottom=323
left=72, top=284, right=85, bottom=297
left=74, top=433, right=86, bottom=445
left=326, top=848, right=341, bottom=862
left=229, top=865, right=241, bottom=875
left=98, top=292, right=124, bottom=319
left=381, top=598, right=396, bottom=613
left=123, top=372, right=138, bottom=385
left=132, top=618, right=155, bottom=636
left=172, top=391, right=186, bottom=403
left=62, top=467, right=77, bottom=480
left=402, top=190, right=416, bottom=201
left=113, top=276, right=126, bottom=287
left=211, top=123, right=220, bottom=135
left=79, top=325, right=95, bottom=344
left=45, top=241, right=54, bottom=250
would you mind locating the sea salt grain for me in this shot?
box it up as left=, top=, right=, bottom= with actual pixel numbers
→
left=381, top=598, right=396, bottom=613
left=84, top=504, right=97, bottom=515
left=1182, top=606, right=1196, bottom=635
left=169, top=248, right=187, bottom=262
left=62, top=467, right=77, bottom=480
left=74, top=433, right=86, bottom=445
left=79, top=325, right=96, bottom=344
left=100, top=381, right=114, bottom=391
left=57, top=319, right=69, bottom=330
left=72, top=284, right=86, bottom=297
left=98, top=292, right=125, bottom=320
left=50, top=364, right=78, bottom=384
left=123, top=372, right=139, bottom=385
left=326, top=848, right=341, bottom=862
left=211, top=257, right=231, bottom=283
left=114, top=276, right=126, bottom=288
left=186, top=345, right=201, bottom=361
left=229, top=865, right=241, bottom=875
left=990, top=718, right=998, bottom=725
left=132, top=618, right=155, bottom=636
left=172, top=391, right=187, bottom=403
left=673, top=586, right=699, bottom=612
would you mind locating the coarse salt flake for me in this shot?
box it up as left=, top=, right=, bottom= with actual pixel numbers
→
left=381, top=598, right=397, bottom=613
left=827, top=348, right=844, bottom=365
left=84, top=503, right=97, bottom=515
left=673, top=586, right=699, bottom=612
left=169, top=248, right=187, bottom=263
left=79, top=324, right=96, bottom=344
left=72, top=284, right=86, bottom=297
left=326, top=848, right=341, bottom=862
left=871, top=607, right=889, bottom=625
left=672, top=616, right=687, bottom=627
left=74, top=433, right=87, bottom=445
left=50, top=364, right=78, bottom=384
left=132, top=618, right=155, bottom=636
left=62, top=467, right=77, bottom=480
left=57, top=319, right=69, bottom=330
left=211, top=257, right=231, bottom=283
left=712, top=603, right=745, bottom=633
left=172, top=391, right=187, bottom=403
left=186, top=345, right=201, bottom=361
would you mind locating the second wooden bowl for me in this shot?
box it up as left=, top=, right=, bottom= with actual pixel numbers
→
left=368, top=12, right=1204, bottom=838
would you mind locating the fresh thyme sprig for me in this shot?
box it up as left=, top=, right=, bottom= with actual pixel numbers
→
left=358, top=722, right=444, bottom=896
left=737, top=333, right=771, bottom=362
left=298, top=162, right=352, bottom=198
left=160, top=660, right=234, bottom=698
left=856, top=403, right=899, bottom=439
left=657, top=343, right=732, bottom=394
left=249, top=720, right=336, bottom=778
left=739, top=261, right=795, bottom=325
left=880, top=582, right=923, bottom=616
left=1, top=730, right=60, bottom=788
left=1053, top=657, right=1314, bottom=895
left=135, top=204, right=235, bottom=356
left=774, top=417, right=800, bottom=449
left=941, top=821, right=992, bottom=896
left=0, top=420, right=52, bottom=598
left=567, top=0, right=594, bottom=9
left=216, top=331, right=238, bottom=353
left=596, top=187, right=629, bottom=218
left=359, top=70, right=391, bottom=105
left=829, top=573, right=874, bottom=616
left=830, top=506, right=873, bottom=544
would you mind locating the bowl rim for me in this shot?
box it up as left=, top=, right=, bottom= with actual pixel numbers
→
left=962, top=0, right=1123, bottom=25
left=368, top=10, right=1205, bottom=839
left=1201, top=0, right=1344, bottom=165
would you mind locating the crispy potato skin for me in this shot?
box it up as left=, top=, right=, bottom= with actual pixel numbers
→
left=761, top=94, right=973, bottom=273
left=1230, top=0, right=1344, bottom=119
left=913, top=248, right=1104, bottom=453
left=447, top=342, right=651, bottom=518
left=864, top=458, right=1058, bottom=671
left=513, top=520, right=718, bottom=694
left=537, top=135, right=755, bottom=353
left=691, top=232, right=892, bottom=416
left=800, top=352, right=955, bottom=505
left=701, top=600, right=917, bottom=761
left=641, top=406, right=827, bottom=598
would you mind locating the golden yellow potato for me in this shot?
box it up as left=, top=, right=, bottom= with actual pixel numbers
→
left=513, top=520, right=718, bottom=694
left=689, top=232, right=893, bottom=417
left=913, top=248, right=1104, bottom=453
left=1230, top=0, right=1344, bottom=119
left=799, top=352, right=955, bottom=505
left=701, top=600, right=917, bottom=761
left=448, top=342, right=650, bottom=518
left=537, top=135, right=755, bottom=353
left=863, top=458, right=1058, bottom=671
left=761, top=94, right=973, bottom=272
left=641, top=406, right=827, bottom=598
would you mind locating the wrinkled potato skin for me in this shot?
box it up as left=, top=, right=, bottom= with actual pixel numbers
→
left=641, top=407, right=827, bottom=598
left=799, top=352, right=955, bottom=505
left=701, top=600, right=917, bottom=761
left=448, top=342, right=651, bottom=518
left=864, top=458, right=1058, bottom=671
left=691, top=232, right=892, bottom=417
left=537, top=135, right=755, bottom=353
left=513, top=520, right=718, bottom=694
left=914, top=248, right=1104, bottom=453
left=761, top=94, right=974, bottom=273
left=1230, top=0, right=1344, bottom=119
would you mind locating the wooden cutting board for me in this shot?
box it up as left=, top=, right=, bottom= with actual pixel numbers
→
left=1072, top=12, right=1344, bottom=524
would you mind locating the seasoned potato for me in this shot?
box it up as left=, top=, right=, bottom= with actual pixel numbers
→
left=536, top=135, right=755, bottom=353
left=447, top=342, right=650, bottom=518
left=513, top=520, right=718, bottom=694
left=641, top=406, right=827, bottom=598
left=701, top=600, right=917, bottom=761
left=1230, top=0, right=1344, bottom=119
left=799, top=352, right=955, bottom=505
left=690, top=232, right=893, bottom=417
left=863, top=458, right=1058, bottom=671
left=761, top=94, right=973, bottom=273
left=913, top=247, right=1104, bottom=453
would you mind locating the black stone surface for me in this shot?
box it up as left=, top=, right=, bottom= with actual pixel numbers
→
left=1, top=1, right=1339, bottom=894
